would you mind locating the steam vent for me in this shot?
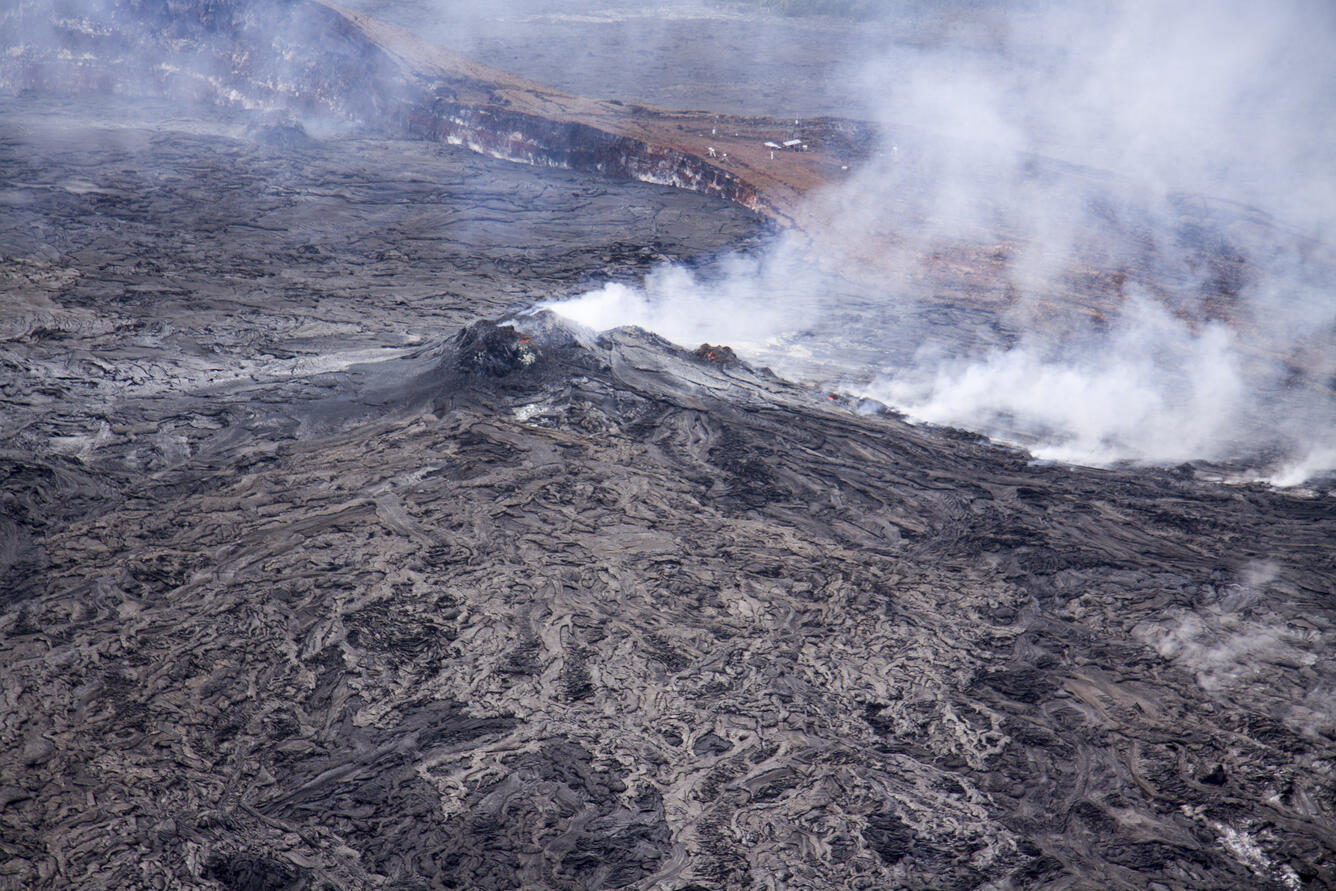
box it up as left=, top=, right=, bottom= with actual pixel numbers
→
left=3, top=1, right=1335, bottom=890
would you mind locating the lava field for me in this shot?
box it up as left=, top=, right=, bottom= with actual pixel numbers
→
left=2, top=2, right=1335, bottom=890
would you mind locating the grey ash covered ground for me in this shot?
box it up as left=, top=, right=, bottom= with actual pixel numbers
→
left=3, top=17, right=1336, bottom=891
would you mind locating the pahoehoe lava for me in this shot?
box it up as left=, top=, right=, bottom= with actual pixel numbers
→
left=3, top=2, right=1336, bottom=890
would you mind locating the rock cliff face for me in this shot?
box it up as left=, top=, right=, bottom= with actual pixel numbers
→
left=2, top=4, right=1335, bottom=891
left=399, top=100, right=770, bottom=217
left=1, top=0, right=866, bottom=225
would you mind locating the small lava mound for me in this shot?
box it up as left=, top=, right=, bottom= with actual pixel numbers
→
left=454, top=321, right=540, bottom=377
left=693, top=343, right=739, bottom=365
left=248, top=119, right=317, bottom=150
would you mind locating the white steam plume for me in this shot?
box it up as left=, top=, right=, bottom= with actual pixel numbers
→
left=860, top=298, right=1248, bottom=467
left=545, top=0, right=1336, bottom=484
left=1135, top=561, right=1336, bottom=736
left=540, top=243, right=821, bottom=354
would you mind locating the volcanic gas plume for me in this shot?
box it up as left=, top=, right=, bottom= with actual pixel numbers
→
left=547, top=0, right=1336, bottom=485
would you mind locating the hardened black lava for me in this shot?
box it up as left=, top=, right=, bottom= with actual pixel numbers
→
left=1, top=5, right=1334, bottom=890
